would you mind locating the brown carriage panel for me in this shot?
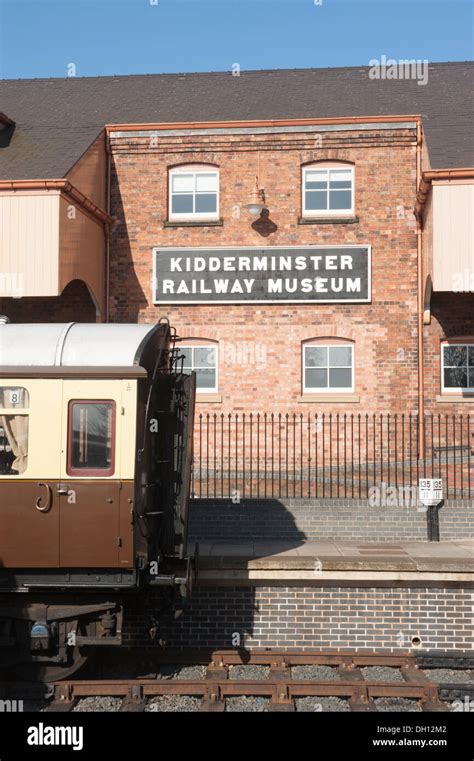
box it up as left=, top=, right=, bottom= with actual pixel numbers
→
left=0, top=481, right=59, bottom=567
left=58, top=481, right=121, bottom=567
left=118, top=480, right=134, bottom=566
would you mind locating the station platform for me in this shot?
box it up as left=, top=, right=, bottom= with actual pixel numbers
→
left=195, top=539, right=474, bottom=583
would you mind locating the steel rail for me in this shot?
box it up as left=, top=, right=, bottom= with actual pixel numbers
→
left=2, top=650, right=471, bottom=713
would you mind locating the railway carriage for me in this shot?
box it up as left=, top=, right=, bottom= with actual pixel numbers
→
left=0, top=320, right=195, bottom=679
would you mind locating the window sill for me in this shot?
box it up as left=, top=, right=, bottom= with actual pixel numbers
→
left=298, top=215, right=359, bottom=225
left=298, top=394, right=360, bottom=403
left=436, top=395, right=474, bottom=403
left=196, top=393, right=222, bottom=403
left=163, top=218, right=223, bottom=228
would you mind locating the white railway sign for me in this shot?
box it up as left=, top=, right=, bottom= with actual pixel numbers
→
left=418, top=478, right=443, bottom=506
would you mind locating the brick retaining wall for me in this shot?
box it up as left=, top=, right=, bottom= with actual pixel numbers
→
left=188, top=498, right=473, bottom=543
left=124, top=586, right=473, bottom=651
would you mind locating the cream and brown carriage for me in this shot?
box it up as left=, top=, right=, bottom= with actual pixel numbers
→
left=0, top=321, right=195, bottom=679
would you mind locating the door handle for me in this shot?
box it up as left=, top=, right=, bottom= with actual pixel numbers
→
left=57, top=489, right=69, bottom=495
left=35, top=483, right=52, bottom=513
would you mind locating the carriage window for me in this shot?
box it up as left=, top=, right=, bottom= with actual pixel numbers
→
left=0, top=387, right=29, bottom=475
left=67, top=401, right=115, bottom=476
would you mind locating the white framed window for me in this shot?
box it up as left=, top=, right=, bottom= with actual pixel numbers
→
left=180, top=345, right=218, bottom=393
left=302, top=164, right=354, bottom=216
left=169, top=165, right=219, bottom=220
left=441, top=343, right=474, bottom=393
left=303, top=343, right=354, bottom=393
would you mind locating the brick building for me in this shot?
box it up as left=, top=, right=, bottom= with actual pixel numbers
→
left=1, top=66, right=472, bottom=662
left=0, top=63, right=473, bottom=423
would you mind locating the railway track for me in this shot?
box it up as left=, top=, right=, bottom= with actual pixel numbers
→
left=2, top=651, right=472, bottom=713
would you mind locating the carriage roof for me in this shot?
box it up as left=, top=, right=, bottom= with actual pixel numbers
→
left=0, top=322, right=170, bottom=378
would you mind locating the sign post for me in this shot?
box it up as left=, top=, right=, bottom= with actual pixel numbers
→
left=419, top=479, right=443, bottom=542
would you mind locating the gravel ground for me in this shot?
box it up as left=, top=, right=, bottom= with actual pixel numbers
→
left=228, top=665, right=270, bottom=680
left=157, top=664, right=207, bottom=680
left=291, top=665, right=341, bottom=681
left=225, top=697, right=270, bottom=712
left=145, top=696, right=201, bottom=712
left=296, top=697, right=350, bottom=712
left=361, top=666, right=404, bottom=682
left=30, top=662, right=474, bottom=714
left=374, top=698, right=422, bottom=712
left=73, top=697, right=122, bottom=712
left=423, top=669, right=474, bottom=683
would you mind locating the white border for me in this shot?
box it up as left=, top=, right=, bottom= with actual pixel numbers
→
left=168, top=166, right=220, bottom=222
left=179, top=344, right=218, bottom=394
left=302, top=165, right=355, bottom=217
left=441, top=342, right=474, bottom=394
left=152, top=244, right=372, bottom=305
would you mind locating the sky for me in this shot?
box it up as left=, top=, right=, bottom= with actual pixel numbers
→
left=0, top=0, right=472, bottom=80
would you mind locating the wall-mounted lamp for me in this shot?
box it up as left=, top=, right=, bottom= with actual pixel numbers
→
left=244, top=175, right=266, bottom=217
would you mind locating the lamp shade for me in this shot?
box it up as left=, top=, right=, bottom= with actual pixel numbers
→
left=244, top=178, right=265, bottom=216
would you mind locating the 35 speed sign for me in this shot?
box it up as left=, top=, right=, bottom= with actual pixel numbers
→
left=419, top=479, right=443, bottom=506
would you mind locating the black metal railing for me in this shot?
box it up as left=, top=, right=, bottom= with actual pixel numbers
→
left=191, top=413, right=473, bottom=500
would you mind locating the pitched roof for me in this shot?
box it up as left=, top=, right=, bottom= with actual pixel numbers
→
left=0, top=61, right=472, bottom=179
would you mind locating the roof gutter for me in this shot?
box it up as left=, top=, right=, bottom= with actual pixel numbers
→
left=414, top=168, right=474, bottom=225
left=105, top=114, right=422, bottom=133
left=0, top=179, right=112, bottom=225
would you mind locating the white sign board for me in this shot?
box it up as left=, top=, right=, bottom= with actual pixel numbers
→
left=8, top=389, right=20, bottom=406
left=419, top=479, right=443, bottom=506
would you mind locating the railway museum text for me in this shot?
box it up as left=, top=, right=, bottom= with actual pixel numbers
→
left=153, top=246, right=371, bottom=303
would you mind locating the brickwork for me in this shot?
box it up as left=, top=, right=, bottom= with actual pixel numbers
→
left=188, top=498, right=473, bottom=543
left=3, top=124, right=471, bottom=421
left=0, top=279, right=97, bottom=323
left=439, top=502, right=474, bottom=539
left=123, top=585, right=474, bottom=651
left=108, top=127, right=423, bottom=414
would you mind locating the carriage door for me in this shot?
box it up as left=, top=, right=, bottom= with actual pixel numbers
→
left=59, top=385, right=121, bottom=568
left=0, top=382, right=61, bottom=568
